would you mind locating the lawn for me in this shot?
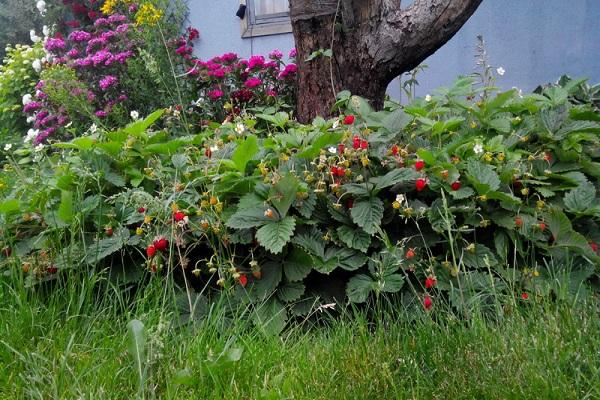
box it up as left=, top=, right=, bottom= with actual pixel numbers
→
left=1, top=275, right=598, bottom=399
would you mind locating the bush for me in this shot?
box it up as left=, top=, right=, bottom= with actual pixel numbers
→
left=1, top=75, right=599, bottom=333
left=0, top=43, right=45, bottom=144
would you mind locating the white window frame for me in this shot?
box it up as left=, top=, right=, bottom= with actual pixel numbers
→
left=241, top=0, right=292, bottom=38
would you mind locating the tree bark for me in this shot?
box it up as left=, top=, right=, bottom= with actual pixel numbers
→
left=290, top=0, right=484, bottom=122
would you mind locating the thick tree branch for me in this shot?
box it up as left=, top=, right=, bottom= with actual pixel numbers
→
left=370, top=0, right=483, bottom=82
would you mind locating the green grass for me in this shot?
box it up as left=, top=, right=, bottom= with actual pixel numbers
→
left=1, top=273, right=599, bottom=399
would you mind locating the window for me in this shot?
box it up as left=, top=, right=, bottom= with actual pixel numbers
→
left=241, top=0, right=292, bottom=38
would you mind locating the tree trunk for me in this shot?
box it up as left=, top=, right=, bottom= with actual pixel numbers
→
left=290, top=0, right=484, bottom=122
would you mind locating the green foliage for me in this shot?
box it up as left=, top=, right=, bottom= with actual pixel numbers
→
left=1, top=76, right=600, bottom=333
left=0, top=43, right=45, bottom=143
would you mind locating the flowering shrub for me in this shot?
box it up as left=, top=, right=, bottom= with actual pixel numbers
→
left=0, top=43, right=45, bottom=144
left=172, top=38, right=298, bottom=122
left=1, top=75, right=599, bottom=332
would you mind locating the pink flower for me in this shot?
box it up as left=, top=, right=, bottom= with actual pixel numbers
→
left=289, top=48, right=297, bottom=58
left=248, top=55, right=265, bottom=70
left=95, top=110, right=108, bottom=118
left=269, top=49, right=283, bottom=60
left=244, top=77, right=262, bottom=88
left=68, top=30, right=92, bottom=42
left=99, top=75, right=118, bottom=91
left=208, top=89, right=224, bottom=100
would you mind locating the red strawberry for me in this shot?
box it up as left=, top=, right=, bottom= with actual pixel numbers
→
left=47, top=265, right=58, bottom=274
left=343, top=115, right=355, bottom=125
left=391, top=144, right=399, bottom=156
left=451, top=181, right=461, bottom=191
left=423, top=295, right=433, bottom=310
left=347, top=198, right=354, bottom=209
left=414, top=160, right=425, bottom=171
left=425, top=276, right=437, bottom=289
left=521, top=292, right=529, bottom=300
left=515, top=216, right=523, bottom=228
left=360, top=140, right=368, bottom=150
left=146, top=244, right=156, bottom=258
left=336, top=168, right=346, bottom=177
left=137, top=207, right=146, bottom=213
left=105, top=227, right=114, bottom=237
left=338, top=143, right=346, bottom=154
left=352, top=135, right=361, bottom=149
left=153, top=237, right=168, bottom=252
left=173, top=211, right=186, bottom=222
left=415, top=178, right=427, bottom=192
left=406, top=248, right=415, bottom=259
left=330, top=166, right=339, bottom=176
left=205, top=148, right=212, bottom=158
left=537, top=222, right=546, bottom=231
left=590, top=242, right=599, bottom=253
left=239, top=274, right=248, bottom=287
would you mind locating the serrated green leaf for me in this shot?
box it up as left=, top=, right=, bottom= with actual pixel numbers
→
left=250, top=261, right=282, bottom=300
left=449, top=187, right=474, bottom=200
left=284, top=248, right=313, bottom=282
left=254, top=298, right=288, bottom=335
left=466, top=160, right=500, bottom=194
left=326, top=247, right=368, bottom=271
left=226, top=206, right=272, bottom=229
left=256, top=216, right=296, bottom=254
left=292, top=229, right=325, bottom=258
left=462, top=244, right=498, bottom=269
left=564, top=181, right=596, bottom=212
left=278, top=281, right=305, bottom=303
left=336, top=225, right=371, bottom=252
left=294, top=191, right=316, bottom=219
left=346, top=274, right=375, bottom=303
left=381, top=274, right=405, bottom=293
left=371, top=168, right=420, bottom=192
left=85, top=228, right=128, bottom=264
left=350, top=197, right=384, bottom=235
left=382, top=108, right=412, bottom=133
left=231, top=134, right=259, bottom=172
left=171, top=153, right=189, bottom=169
left=270, top=173, right=299, bottom=217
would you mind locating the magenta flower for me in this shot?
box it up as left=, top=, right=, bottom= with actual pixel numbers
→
left=289, top=48, right=297, bottom=58
left=45, top=38, right=66, bottom=53
left=269, top=50, right=283, bottom=60
left=244, top=77, right=262, bottom=88
left=95, top=110, right=108, bottom=118
left=99, top=75, right=118, bottom=91
left=248, top=55, right=265, bottom=70
left=23, top=102, right=42, bottom=113
left=208, top=89, right=224, bottom=100
left=68, top=31, right=92, bottom=42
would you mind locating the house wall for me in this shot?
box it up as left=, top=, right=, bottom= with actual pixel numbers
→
left=189, top=0, right=600, bottom=98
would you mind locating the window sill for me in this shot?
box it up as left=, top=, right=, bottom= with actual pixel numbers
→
left=241, top=20, right=292, bottom=38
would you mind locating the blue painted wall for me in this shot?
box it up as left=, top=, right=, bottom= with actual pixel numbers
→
left=189, top=0, right=600, bottom=98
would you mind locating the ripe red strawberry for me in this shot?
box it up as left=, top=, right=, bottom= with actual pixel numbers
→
left=391, top=144, right=399, bottom=156
left=451, top=181, right=461, bottom=191
left=414, top=160, right=425, bottom=171
left=423, top=295, right=433, bottom=310
left=47, top=265, right=58, bottom=274
left=239, top=274, right=248, bottom=287
left=343, top=115, right=355, bottom=125
left=406, top=248, right=415, bottom=259
left=153, top=237, right=168, bottom=252
left=105, top=227, right=113, bottom=237
left=205, top=148, right=212, bottom=158
left=521, top=292, right=529, bottom=300
left=146, top=244, right=156, bottom=258
left=515, top=216, right=523, bottom=228
left=330, top=166, right=339, bottom=176
left=336, top=167, right=346, bottom=177
left=338, top=143, right=345, bottom=154
left=360, top=140, right=368, bottom=150
left=590, top=241, right=599, bottom=253
left=415, top=178, right=427, bottom=192
left=137, top=207, right=146, bottom=213
left=537, top=222, right=546, bottom=231
left=425, top=276, right=437, bottom=289
left=352, top=135, right=361, bottom=149
left=173, top=211, right=186, bottom=221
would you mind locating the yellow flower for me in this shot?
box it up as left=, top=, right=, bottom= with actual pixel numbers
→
left=136, top=3, right=164, bottom=26
left=136, top=227, right=144, bottom=235
left=100, top=0, right=118, bottom=15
